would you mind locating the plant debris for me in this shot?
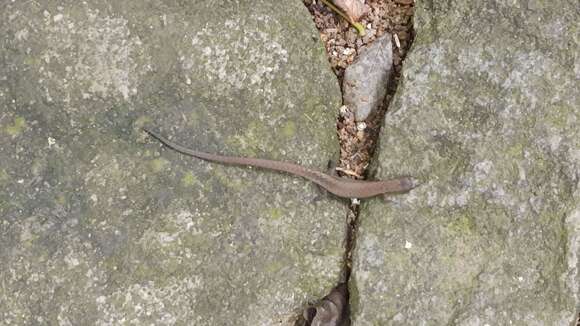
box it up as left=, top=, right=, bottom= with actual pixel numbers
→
left=304, top=0, right=415, bottom=178
left=295, top=283, right=350, bottom=326
left=333, top=0, right=368, bottom=21
left=320, top=0, right=367, bottom=35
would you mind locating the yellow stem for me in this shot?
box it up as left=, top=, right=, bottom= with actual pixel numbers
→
left=319, top=0, right=366, bottom=36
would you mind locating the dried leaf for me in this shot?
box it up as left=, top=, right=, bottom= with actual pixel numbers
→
left=332, top=0, right=368, bottom=22
left=319, top=0, right=366, bottom=35
left=297, top=283, right=350, bottom=326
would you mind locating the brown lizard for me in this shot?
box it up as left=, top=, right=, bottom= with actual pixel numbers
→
left=143, top=128, right=417, bottom=199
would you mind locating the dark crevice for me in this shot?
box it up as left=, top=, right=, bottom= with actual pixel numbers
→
left=297, top=1, right=416, bottom=325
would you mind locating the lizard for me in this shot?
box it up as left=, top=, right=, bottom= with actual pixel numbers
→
left=142, top=127, right=417, bottom=199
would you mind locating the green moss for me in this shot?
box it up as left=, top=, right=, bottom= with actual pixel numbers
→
left=0, top=169, right=8, bottom=185
left=5, top=116, right=27, bottom=136
left=447, top=214, right=475, bottom=234
left=506, top=142, right=524, bottom=159
left=23, top=56, right=41, bottom=67
left=268, top=207, right=283, bottom=220
left=182, top=233, right=211, bottom=250
left=55, top=193, right=67, bottom=206
left=150, top=158, right=169, bottom=172
left=181, top=171, right=198, bottom=187
left=539, top=208, right=567, bottom=225
left=281, top=121, right=296, bottom=138
left=225, top=120, right=265, bottom=157
left=546, top=105, right=572, bottom=128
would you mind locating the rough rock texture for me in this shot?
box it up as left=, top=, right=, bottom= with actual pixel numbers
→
left=0, top=1, right=344, bottom=325
left=353, top=1, right=580, bottom=325
left=342, top=33, right=393, bottom=121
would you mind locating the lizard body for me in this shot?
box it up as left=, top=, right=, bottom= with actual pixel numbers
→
left=143, top=128, right=416, bottom=199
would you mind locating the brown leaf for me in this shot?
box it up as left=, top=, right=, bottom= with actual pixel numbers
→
left=332, top=0, right=368, bottom=22
left=297, top=283, right=350, bottom=326
left=394, top=0, right=414, bottom=5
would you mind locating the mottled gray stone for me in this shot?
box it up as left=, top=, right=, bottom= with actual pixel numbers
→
left=343, top=33, right=392, bottom=121
left=352, top=1, right=580, bottom=325
left=0, top=1, right=344, bottom=325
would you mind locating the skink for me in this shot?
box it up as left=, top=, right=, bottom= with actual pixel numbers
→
left=143, top=127, right=416, bottom=199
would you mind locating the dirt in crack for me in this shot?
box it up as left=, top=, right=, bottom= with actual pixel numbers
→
left=296, top=1, right=415, bottom=325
